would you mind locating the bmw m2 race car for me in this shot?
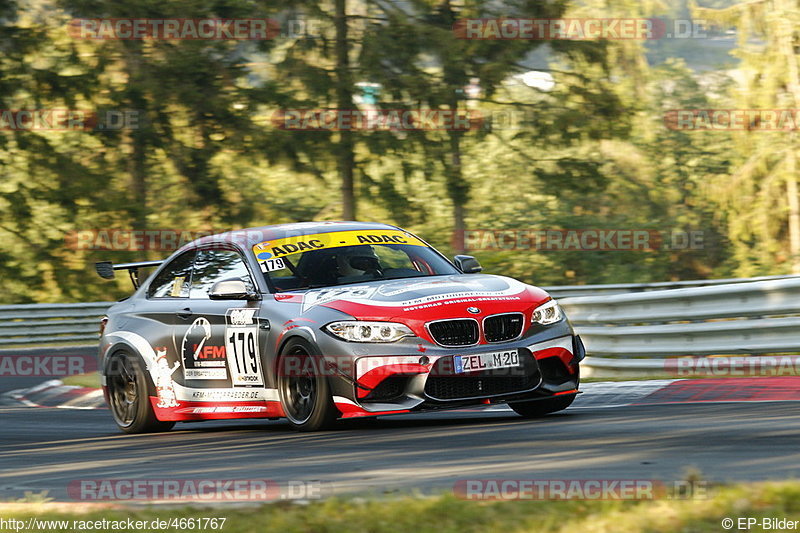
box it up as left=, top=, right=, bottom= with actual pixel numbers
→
left=96, top=221, right=585, bottom=433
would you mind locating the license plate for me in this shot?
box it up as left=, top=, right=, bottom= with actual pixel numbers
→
left=454, top=350, right=520, bottom=373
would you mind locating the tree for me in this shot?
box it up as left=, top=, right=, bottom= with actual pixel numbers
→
left=695, top=0, right=800, bottom=274
left=358, top=0, right=574, bottom=252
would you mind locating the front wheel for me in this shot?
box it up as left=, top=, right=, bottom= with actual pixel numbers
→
left=277, top=338, right=339, bottom=431
left=509, top=394, right=576, bottom=418
left=106, top=351, right=175, bottom=434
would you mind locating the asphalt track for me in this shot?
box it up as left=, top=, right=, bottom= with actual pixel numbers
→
left=1, top=400, right=799, bottom=501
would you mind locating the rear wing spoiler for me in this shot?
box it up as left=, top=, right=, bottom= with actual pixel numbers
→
left=95, top=260, right=163, bottom=289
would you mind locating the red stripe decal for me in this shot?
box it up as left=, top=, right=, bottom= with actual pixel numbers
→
left=151, top=398, right=284, bottom=421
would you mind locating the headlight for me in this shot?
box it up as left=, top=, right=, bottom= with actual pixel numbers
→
left=325, top=321, right=414, bottom=343
left=532, top=300, right=563, bottom=325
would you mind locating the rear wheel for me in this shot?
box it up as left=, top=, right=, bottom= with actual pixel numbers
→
left=106, top=351, right=175, bottom=434
left=509, top=394, right=576, bottom=418
left=277, top=338, right=338, bottom=431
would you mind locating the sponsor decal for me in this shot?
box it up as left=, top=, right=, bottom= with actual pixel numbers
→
left=183, top=367, right=227, bottom=380
left=154, top=347, right=181, bottom=408
left=302, top=286, right=378, bottom=312
left=260, top=257, right=286, bottom=272
left=189, top=389, right=264, bottom=401
left=377, top=278, right=486, bottom=297
left=177, top=405, right=270, bottom=414
left=227, top=308, right=257, bottom=326
left=225, top=308, right=263, bottom=386
left=106, top=331, right=279, bottom=404
left=194, top=345, right=227, bottom=359
left=399, top=293, right=522, bottom=312
left=252, top=229, right=426, bottom=261
left=181, top=317, right=227, bottom=381
left=302, top=277, right=528, bottom=312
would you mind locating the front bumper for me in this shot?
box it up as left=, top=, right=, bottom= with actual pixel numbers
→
left=318, top=321, right=584, bottom=417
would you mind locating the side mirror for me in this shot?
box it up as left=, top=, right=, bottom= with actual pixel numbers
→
left=454, top=255, right=482, bottom=274
left=209, top=279, right=258, bottom=300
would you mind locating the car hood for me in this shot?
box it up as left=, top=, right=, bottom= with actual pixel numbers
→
left=297, top=274, right=550, bottom=322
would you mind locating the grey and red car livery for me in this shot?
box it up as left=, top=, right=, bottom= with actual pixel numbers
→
left=97, top=221, right=585, bottom=433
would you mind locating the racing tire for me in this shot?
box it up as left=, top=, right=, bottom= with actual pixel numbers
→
left=277, top=338, right=339, bottom=432
left=508, top=393, right=576, bottom=418
left=106, top=350, right=175, bottom=434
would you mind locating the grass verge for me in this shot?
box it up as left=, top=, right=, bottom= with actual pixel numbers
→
left=1, top=481, right=799, bottom=533
left=61, top=372, right=100, bottom=388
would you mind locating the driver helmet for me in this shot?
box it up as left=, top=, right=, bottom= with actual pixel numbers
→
left=335, top=245, right=380, bottom=277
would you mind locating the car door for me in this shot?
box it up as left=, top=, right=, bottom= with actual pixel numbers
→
left=175, top=246, right=265, bottom=391
left=141, top=249, right=197, bottom=386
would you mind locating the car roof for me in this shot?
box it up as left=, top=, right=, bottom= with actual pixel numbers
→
left=188, top=221, right=404, bottom=250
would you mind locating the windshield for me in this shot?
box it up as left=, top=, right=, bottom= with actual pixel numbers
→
left=252, top=229, right=459, bottom=291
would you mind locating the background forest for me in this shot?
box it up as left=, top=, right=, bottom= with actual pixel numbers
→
left=1, top=0, right=798, bottom=303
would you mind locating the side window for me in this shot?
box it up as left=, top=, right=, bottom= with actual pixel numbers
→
left=190, top=249, right=255, bottom=299
left=147, top=251, right=196, bottom=298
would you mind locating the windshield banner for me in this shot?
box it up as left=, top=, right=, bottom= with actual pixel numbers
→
left=253, top=229, right=427, bottom=262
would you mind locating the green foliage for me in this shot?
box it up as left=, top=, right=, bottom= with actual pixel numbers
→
left=694, top=0, right=800, bottom=274
left=0, top=0, right=795, bottom=302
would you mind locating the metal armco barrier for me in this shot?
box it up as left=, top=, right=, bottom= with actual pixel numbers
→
left=543, top=274, right=798, bottom=299
left=558, top=276, right=800, bottom=374
left=1, top=276, right=798, bottom=369
left=0, top=302, right=110, bottom=346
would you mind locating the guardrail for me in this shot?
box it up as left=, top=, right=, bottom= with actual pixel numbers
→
left=543, top=274, right=798, bottom=299
left=2, top=276, right=799, bottom=374
left=0, top=302, right=110, bottom=347
left=558, top=276, right=800, bottom=375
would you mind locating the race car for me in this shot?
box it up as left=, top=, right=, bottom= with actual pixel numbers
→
left=96, top=221, right=585, bottom=433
